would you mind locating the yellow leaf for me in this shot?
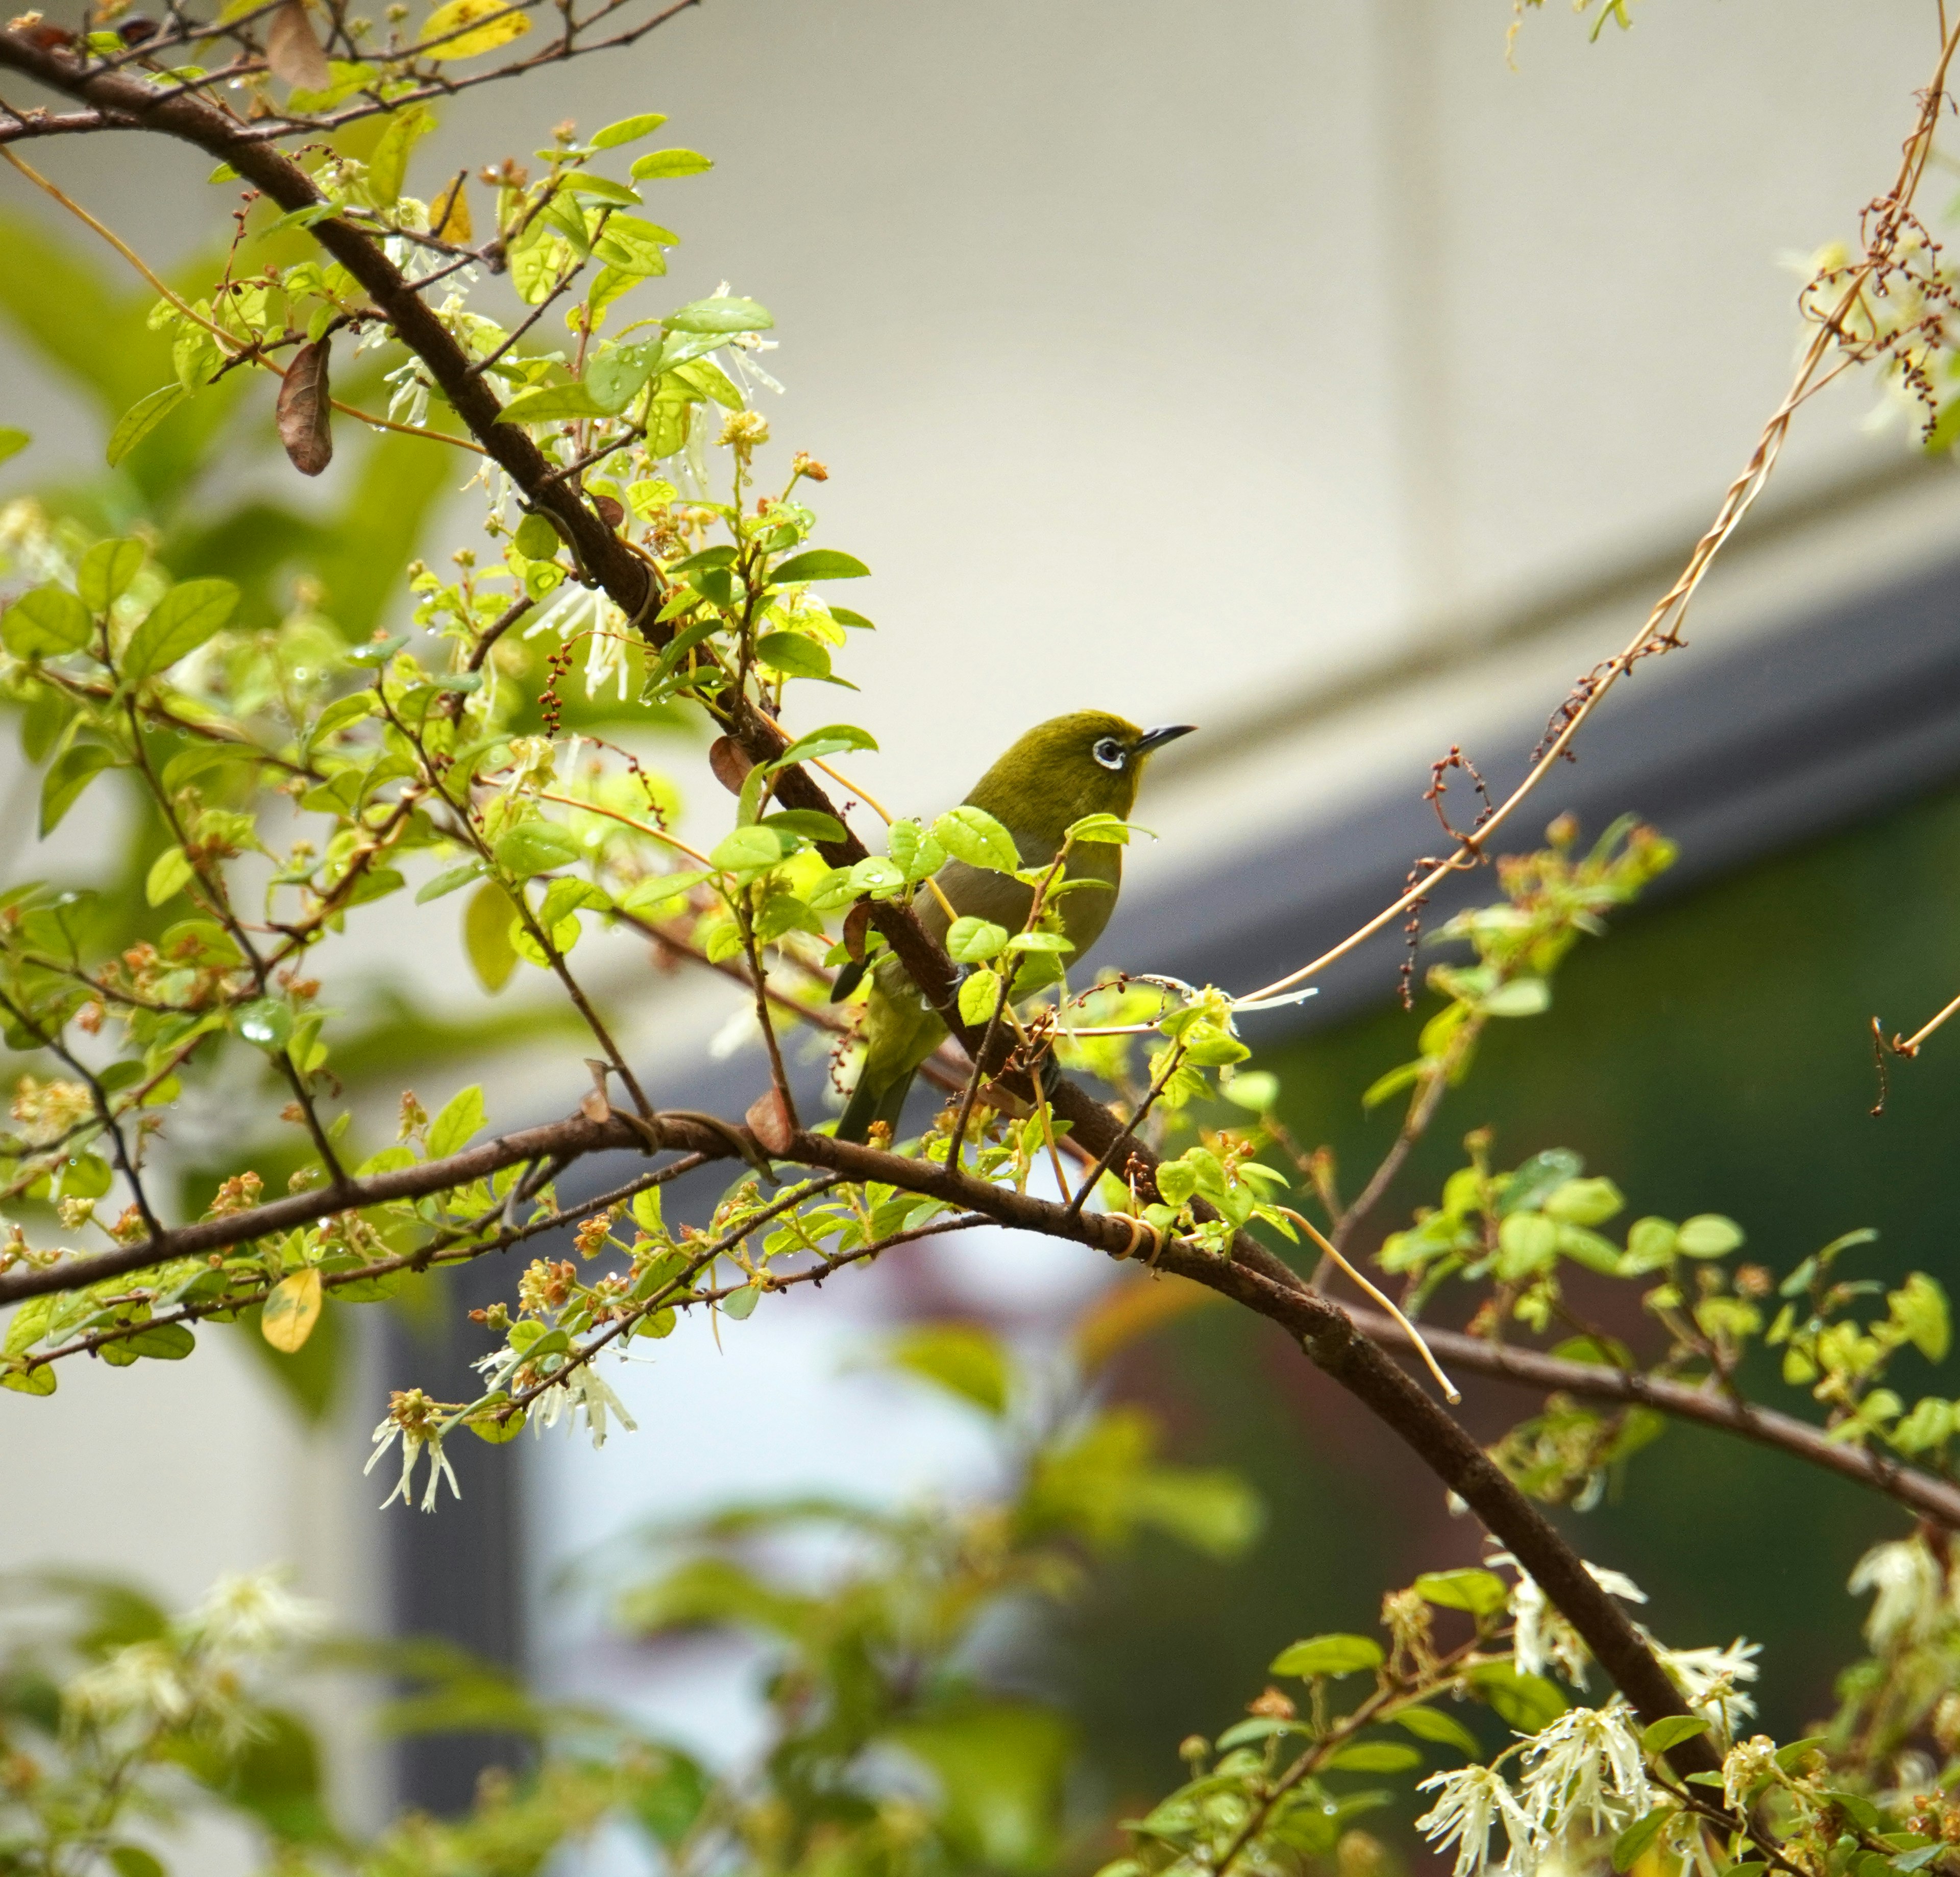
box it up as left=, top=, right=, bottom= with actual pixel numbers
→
left=432, top=176, right=474, bottom=242
left=421, top=0, right=531, bottom=61
left=262, top=1267, right=324, bottom=1353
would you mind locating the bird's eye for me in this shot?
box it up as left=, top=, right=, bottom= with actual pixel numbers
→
left=1092, top=737, right=1125, bottom=771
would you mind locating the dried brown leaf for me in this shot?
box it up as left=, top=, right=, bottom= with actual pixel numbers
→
left=264, top=0, right=331, bottom=91
left=277, top=337, right=334, bottom=476
left=707, top=736, right=753, bottom=797
left=842, top=899, right=872, bottom=964
left=744, top=1088, right=795, bottom=1155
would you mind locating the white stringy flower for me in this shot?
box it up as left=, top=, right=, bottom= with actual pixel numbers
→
left=1849, top=1537, right=1944, bottom=1651
left=1518, top=1702, right=1649, bottom=1840
left=68, top=1640, right=194, bottom=1725
left=1416, top=1764, right=1536, bottom=1877
left=1659, top=1638, right=1760, bottom=1734
left=1501, top=1554, right=1645, bottom=1687
left=189, top=1570, right=326, bottom=1654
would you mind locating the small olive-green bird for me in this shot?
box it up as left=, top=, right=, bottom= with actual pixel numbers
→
left=833, top=711, right=1195, bottom=1144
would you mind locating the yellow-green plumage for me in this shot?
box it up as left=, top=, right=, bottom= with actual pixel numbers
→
left=835, top=710, right=1193, bottom=1143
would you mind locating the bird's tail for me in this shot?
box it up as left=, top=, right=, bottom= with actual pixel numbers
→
left=835, top=1066, right=915, bottom=1145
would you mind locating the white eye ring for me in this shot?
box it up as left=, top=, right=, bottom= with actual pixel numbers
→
left=1092, top=737, right=1126, bottom=771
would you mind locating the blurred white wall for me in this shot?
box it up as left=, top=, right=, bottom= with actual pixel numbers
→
left=5, top=0, right=1960, bottom=1853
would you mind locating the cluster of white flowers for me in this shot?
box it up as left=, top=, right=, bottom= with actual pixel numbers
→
left=64, top=1570, right=325, bottom=1746
left=1416, top=1701, right=1649, bottom=1877
left=1419, top=1555, right=1766, bottom=1877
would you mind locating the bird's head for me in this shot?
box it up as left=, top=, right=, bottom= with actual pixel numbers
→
left=967, top=711, right=1196, bottom=842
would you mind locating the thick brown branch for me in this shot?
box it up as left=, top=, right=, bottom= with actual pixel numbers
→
left=781, top=1128, right=1720, bottom=1775
left=0, top=1108, right=733, bottom=1305
left=1350, top=1307, right=1960, bottom=1529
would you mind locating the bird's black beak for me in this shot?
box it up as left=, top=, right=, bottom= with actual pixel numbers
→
left=1133, top=723, right=1197, bottom=756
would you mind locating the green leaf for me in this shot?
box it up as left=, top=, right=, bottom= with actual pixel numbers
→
left=1544, top=1176, right=1625, bottom=1226
left=1006, top=931, right=1072, bottom=954
left=887, top=818, right=945, bottom=881
left=771, top=548, right=869, bottom=584
left=1413, top=1568, right=1510, bottom=1617
left=1361, top=1059, right=1423, bottom=1111
left=144, top=845, right=194, bottom=908
left=590, top=111, right=668, bottom=148
left=415, top=858, right=485, bottom=904
left=1496, top=1148, right=1583, bottom=1216
left=122, top=578, right=239, bottom=679
left=40, top=743, right=117, bottom=836
left=108, top=1846, right=166, bottom=1877
left=958, top=967, right=1001, bottom=1026
left=1676, top=1214, right=1745, bottom=1258
left=1394, top=1705, right=1482, bottom=1754
left=1328, top=1742, right=1421, bottom=1772
left=1, top=1363, right=56, bottom=1396
left=496, top=380, right=617, bottom=425
left=663, top=295, right=773, bottom=335
left=1641, top=1714, right=1711, bottom=1754
left=4, top=586, right=94, bottom=658
left=934, top=804, right=1020, bottom=872
left=77, top=538, right=146, bottom=613
left=364, top=103, right=435, bottom=209
left=591, top=214, right=675, bottom=277
left=1774, top=1736, right=1826, bottom=1772
left=1269, top=1634, right=1383, bottom=1678
left=947, top=917, right=1010, bottom=964
left=1611, top=1808, right=1673, bottom=1872
left=887, top=1323, right=1010, bottom=1415
left=629, top=147, right=714, bottom=179
left=1481, top=976, right=1551, bottom=1017
left=755, top=632, right=831, bottom=680
left=771, top=724, right=877, bottom=770
left=4, top=1295, right=54, bottom=1357
left=427, top=1083, right=486, bottom=1158
left=1891, top=1272, right=1950, bottom=1363
left=106, top=384, right=190, bottom=466
left=125, top=1322, right=194, bottom=1360
left=1467, top=1663, right=1566, bottom=1732
left=585, top=339, right=664, bottom=411
left=710, top=825, right=788, bottom=874
left=759, top=809, right=845, bottom=844
left=494, top=820, right=583, bottom=875
left=1066, top=811, right=1133, bottom=846
left=469, top=1406, right=527, bottom=1443
left=236, top=998, right=293, bottom=1050
left=463, top=881, right=519, bottom=993
left=0, top=426, right=27, bottom=465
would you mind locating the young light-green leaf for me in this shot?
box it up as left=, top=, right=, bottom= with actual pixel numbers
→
left=3, top=586, right=94, bottom=659
left=933, top=805, right=1019, bottom=873
left=1640, top=1714, right=1711, bottom=1755
left=427, top=1082, right=487, bottom=1158
left=106, top=384, right=191, bottom=467
left=629, top=147, right=713, bottom=179
left=663, top=295, right=773, bottom=335
left=121, top=578, right=239, bottom=680
left=40, top=744, right=117, bottom=836
left=1269, top=1634, right=1383, bottom=1678
left=771, top=548, right=869, bottom=584
left=77, top=538, right=146, bottom=613
left=947, top=916, right=1010, bottom=963
left=144, top=845, right=194, bottom=907
left=590, top=110, right=668, bottom=149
